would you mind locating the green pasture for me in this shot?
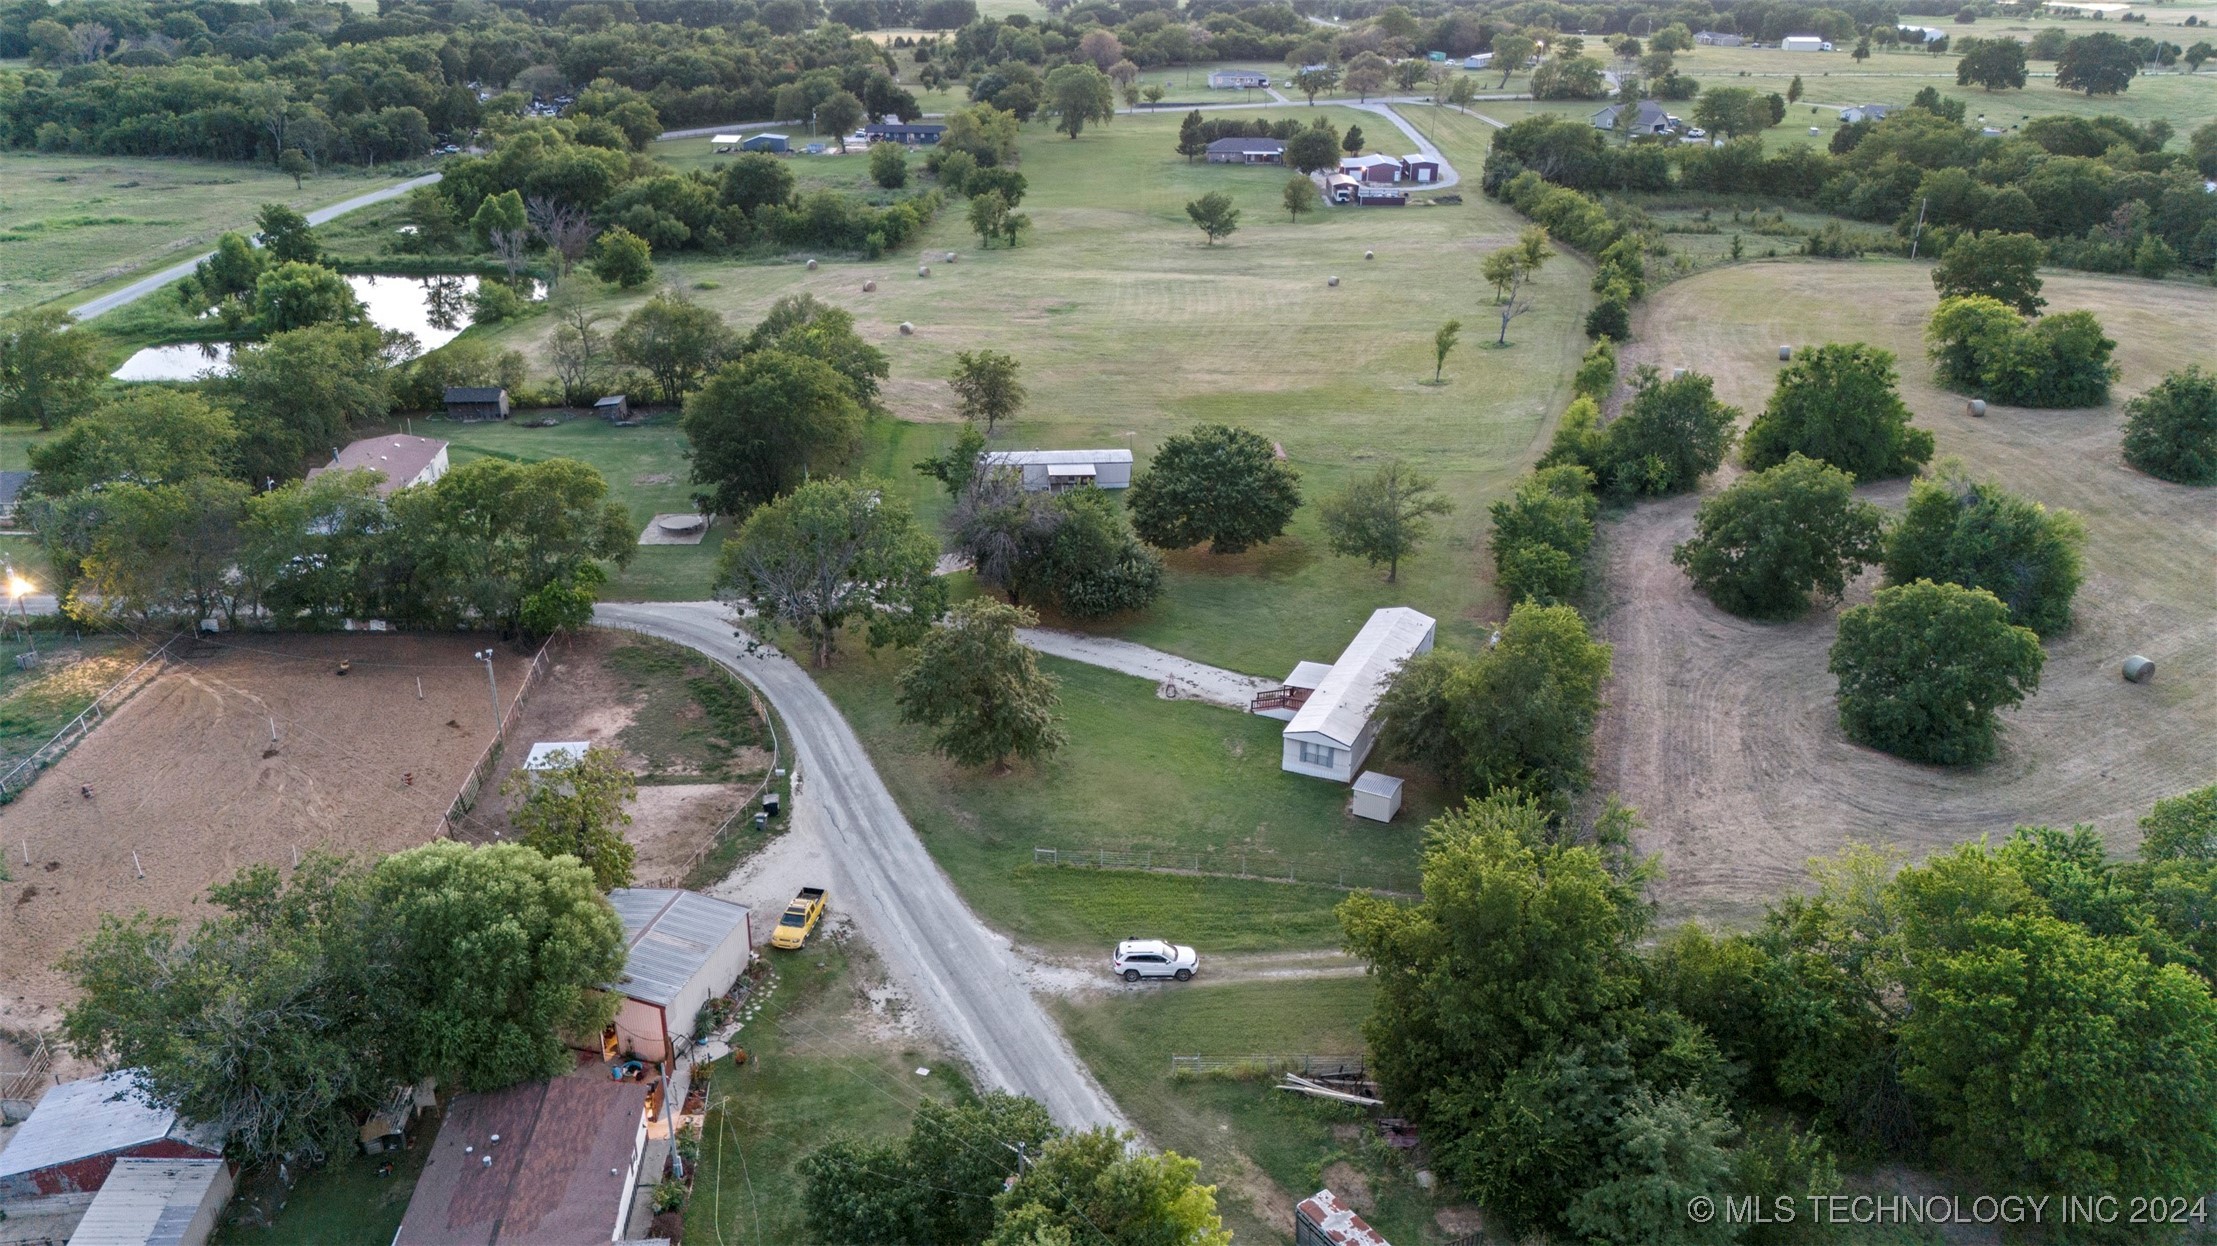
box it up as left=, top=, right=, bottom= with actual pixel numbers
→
left=476, top=106, right=1590, bottom=665
left=0, top=151, right=414, bottom=315
left=812, top=649, right=1440, bottom=953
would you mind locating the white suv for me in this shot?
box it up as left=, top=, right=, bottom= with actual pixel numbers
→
left=1113, top=938, right=1199, bottom=983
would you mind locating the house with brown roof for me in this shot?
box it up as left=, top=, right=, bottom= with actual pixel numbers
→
left=394, top=1075, right=652, bottom=1246
left=305, top=435, right=450, bottom=498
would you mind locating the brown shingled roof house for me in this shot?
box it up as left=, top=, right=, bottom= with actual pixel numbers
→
left=395, top=1075, right=650, bottom=1246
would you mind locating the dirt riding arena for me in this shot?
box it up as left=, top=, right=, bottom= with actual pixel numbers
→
left=0, top=634, right=535, bottom=1023
left=1595, top=263, right=2217, bottom=925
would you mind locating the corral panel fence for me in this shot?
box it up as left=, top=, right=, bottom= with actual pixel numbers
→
left=0, top=634, right=183, bottom=805
left=1169, top=1053, right=1366, bottom=1078
left=1031, top=845, right=1416, bottom=896
left=439, top=641, right=553, bottom=837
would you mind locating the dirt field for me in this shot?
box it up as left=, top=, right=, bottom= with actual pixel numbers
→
left=1595, top=260, right=2217, bottom=925
left=0, top=634, right=537, bottom=1023
left=462, top=630, right=765, bottom=888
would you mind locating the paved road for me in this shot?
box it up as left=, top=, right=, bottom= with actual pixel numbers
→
left=593, top=601, right=1128, bottom=1133
left=66, top=173, right=443, bottom=322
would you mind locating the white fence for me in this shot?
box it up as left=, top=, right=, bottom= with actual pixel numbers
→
left=0, top=635, right=182, bottom=805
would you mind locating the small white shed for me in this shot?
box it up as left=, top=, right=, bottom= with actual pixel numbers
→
left=522, top=741, right=588, bottom=773
left=1350, top=772, right=1404, bottom=823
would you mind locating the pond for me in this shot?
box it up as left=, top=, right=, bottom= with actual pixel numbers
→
left=111, top=274, right=539, bottom=382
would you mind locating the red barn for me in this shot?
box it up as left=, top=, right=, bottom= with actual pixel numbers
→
left=0, top=1071, right=220, bottom=1202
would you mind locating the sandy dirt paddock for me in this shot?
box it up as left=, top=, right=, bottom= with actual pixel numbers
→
left=1596, top=261, right=2217, bottom=924
left=0, top=634, right=537, bottom=1023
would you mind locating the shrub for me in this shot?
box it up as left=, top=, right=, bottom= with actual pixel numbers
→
left=1829, top=579, right=2044, bottom=765
left=1744, top=343, right=1933, bottom=480
left=870, top=141, right=909, bottom=189
left=1672, top=455, right=1886, bottom=620
left=471, top=279, right=532, bottom=324
left=2121, top=365, right=2217, bottom=484
left=1490, top=465, right=1599, bottom=605
left=588, top=226, right=655, bottom=288
left=1925, top=296, right=2119, bottom=408
left=1598, top=367, right=1740, bottom=497
left=1585, top=298, right=1631, bottom=341
left=1572, top=339, right=1618, bottom=401
left=1883, top=471, right=2086, bottom=637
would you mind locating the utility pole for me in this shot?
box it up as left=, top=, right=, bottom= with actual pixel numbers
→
left=473, top=649, right=503, bottom=742
left=1908, top=196, right=1930, bottom=260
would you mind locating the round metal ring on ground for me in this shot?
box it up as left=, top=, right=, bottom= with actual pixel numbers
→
left=657, top=514, right=707, bottom=535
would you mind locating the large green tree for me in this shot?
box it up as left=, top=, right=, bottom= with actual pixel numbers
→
left=1672, top=454, right=1887, bottom=621
left=1955, top=36, right=2029, bottom=90
left=1600, top=367, right=1741, bottom=497
left=744, top=294, right=889, bottom=408
left=0, top=308, right=108, bottom=429
left=27, top=390, right=237, bottom=495
left=1184, top=191, right=1240, bottom=245
left=69, top=475, right=251, bottom=626
left=681, top=350, right=865, bottom=519
left=1041, top=62, right=1115, bottom=138
left=1743, top=343, right=1933, bottom=480
left=897, top=598, right=1065, bottom=770
left=988, top=1128, right=1230, bottom=1246
left=1318, top=459, right=1453, bottom=583
left=1828, top=579, right=2044, bottom=765
left=397, top=457, right=634, bottom=634
left=1882, top=470, right=2085, bottom=637
left=251, top=261, right=364, bottom=335
left=801, top=1093, right=1057, bottom=1246
left=1490, top=464, right=1598, bottom=605
left=950, top=349, right=1025, bottom=433
left=1930, top=232, right=2045, bottom=314
left=1128, top=424, right=1300, bottom=554
left=361, top=842, right=624, bottom=1092
left=2056, top=31, right=2139, bottom=95
left=254, top=201, right=321, bottom=264
left=501, top=745, right=638, bottom=891
left=218, top=323, right=395, bottom=484
left=2121, top=365, right=2217, bottom=485
left=719, top=477, right=944, bottom=666
left=614, top=289, right=737, bottom=405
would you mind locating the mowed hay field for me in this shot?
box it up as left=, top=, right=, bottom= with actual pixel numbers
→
left=489, top=107, right=1591, bottom=670
left=1594, top=259, right=2217, bottom=924
left=0, top=151, right=395, bottom=313
left=0, top=634, right=538, bottom=1021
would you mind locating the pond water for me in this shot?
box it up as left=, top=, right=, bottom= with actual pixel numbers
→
left=111, top=274, right=538, bottom=382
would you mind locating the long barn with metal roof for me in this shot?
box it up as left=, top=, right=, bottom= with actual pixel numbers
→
left=605, top=888, right=752, bottom=1064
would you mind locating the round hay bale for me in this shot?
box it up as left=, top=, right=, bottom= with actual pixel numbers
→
left=862, top=279, right=877, bottom=292
left=1364, top=250, right=1375, bottom=260
left=2123, top=655, right=2155, bottom=683
left=1778, top=345, right=1792, bottom=361
left=898, top=321, right=915, bottom=336
left=946, top=251, right=959, bottom=263
left=1327, top=275, right=1340, bottom=287
left=805, top=258, right=818, bottom=271
left=1967, top=398, right=1987, bottom=417
left=918, top=264, right=931, bottom=278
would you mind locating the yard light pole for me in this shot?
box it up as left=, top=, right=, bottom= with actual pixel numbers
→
left=7, top=570, right=36, bottom=659
left=474, top=649, right=502, bottom=743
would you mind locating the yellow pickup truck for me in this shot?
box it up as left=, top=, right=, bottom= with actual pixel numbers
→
left=770, top=886, right=827, bottom=950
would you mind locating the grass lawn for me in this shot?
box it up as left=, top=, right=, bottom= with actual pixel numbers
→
left=1054, top=977, right=1454, bottom=1245
left=0, top=151, right=418, bottom=315
left=476, top=106, right=1591, bottom=665
left=813, top=647, right=1440, bottom=952
left=213, top=1123, right=436, bottom=1246
left=692, top=937, right=970, bottom=1246
left=0, top=633, right=145, bottom=777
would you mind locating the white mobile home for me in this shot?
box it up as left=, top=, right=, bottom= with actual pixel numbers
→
left=977, top=449, right=1134, bottom=491
left=1780, top=34, right=1827, bottom=51
left=1272, top=607, right=1436, bottom=783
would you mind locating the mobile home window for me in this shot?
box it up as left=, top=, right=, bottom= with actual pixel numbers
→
left=1296, top=741, right=1340, bottom=768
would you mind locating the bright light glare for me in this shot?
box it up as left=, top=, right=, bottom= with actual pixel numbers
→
left=5, top=574, right=31, bottom=598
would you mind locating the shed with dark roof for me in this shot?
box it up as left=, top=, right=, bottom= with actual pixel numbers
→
left=442, top=387, right=510, bottom=422
left=394, top=1076, right=650, bottom=1246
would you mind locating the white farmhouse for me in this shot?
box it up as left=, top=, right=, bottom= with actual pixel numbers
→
left=1258, top=607, right=1436, bottom=783
left=978, top=448, right=1134, bottom=492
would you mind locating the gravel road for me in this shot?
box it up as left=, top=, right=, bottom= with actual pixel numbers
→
left=594, top=601, right=1129, bottom=1132
left=66, top=173, right=444, bottom=322
left=1016, top=627, right=1275, bottom=711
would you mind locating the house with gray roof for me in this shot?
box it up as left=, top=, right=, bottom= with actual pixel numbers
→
left=1592, top=99, right=1673, bottom=134
left=605, top=888, right=752, bottom=1064
left=1267, top=607, right=1436, bottom=783
left=1205, top=136, right=1285, bottom=164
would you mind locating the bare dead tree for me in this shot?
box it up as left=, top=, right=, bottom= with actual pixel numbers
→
left=69, top=21, right=114, bottom=63
left=1495, top=262, right=1538, bottom=346
left=525, top=195, right=597, bottom=277
left=487, top=227, right=531, bottom=280
left=945, top=468, right=1061, bottom=605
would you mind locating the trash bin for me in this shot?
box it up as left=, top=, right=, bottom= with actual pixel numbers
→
left=763, top=792, right=780, bottom=816
left=753, top=812, right=768, bottom=831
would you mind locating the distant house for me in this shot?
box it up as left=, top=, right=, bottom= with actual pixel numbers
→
left=1461, top=52, right=1493, bottom=69
left=1260, top=607, right=1437, bottom=783
left=607, top=888, right=753, bottom=1065
left=66, top=1158, right=233, bottom=1246
left=1898, top=24, right=1948, bottom=42
left=0, top=470, right=32, bottom=527
left=1780, top=34, right=1827, bottom=51
left=1401, top=156, right=1441, bottom=184
left=742, top=132, right=789, bottom=152
left=1338, top=152, right=1405, bottom=183
left=394, top=1076, right=650, bottom=1246
left=1295, top=1189, right=1390, bottom=1246
left=1694, top=30, right=1744, bottom=46
left=1839, top=103, right=1893, bottom=123
left=1206, top=136, right=1285, bottom=164
left=1208, top=69, right=1270, bottom=88
left=978, top=449, right=1134, bottom=491
left=863, top=121, right=946, bottom=145
left=1592, top=99, right=1672, bottom=134
left=709, top=133, right=746, bottom=152
left=442, top=386, right=509, bottom=422
left=593, top=394, right=630, bottom=421
left=1323, top=173, right=1362, bottom=204
left=0, top=1071, right=221, bottom=1203
left=305, top=434, right=449, bottom=498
